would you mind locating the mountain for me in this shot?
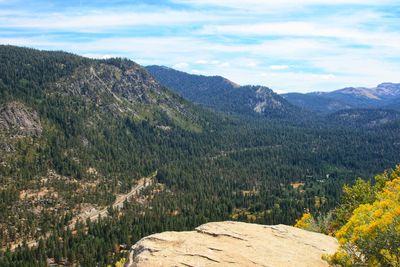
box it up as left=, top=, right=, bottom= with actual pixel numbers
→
left=320, top=83, right=400, bottom=106
left=369, top=82, right=400, bottom=99
left=2, top=45, right=400, bottom=266
left=146, top=65, right=301, bottom=119
left=282, top=83, right=400, bottom=114
left=146, top=66, right=399, bottom=125
left=145, top=65, right=240, bottom=102
left=127, top=221, right=338, bottom=267
left=0, top=45, right=217, bottom=250
left=0, top=47, right=201, bottom=129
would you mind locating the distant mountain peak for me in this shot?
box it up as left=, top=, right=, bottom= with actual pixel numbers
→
left=283, top=82, right=400, bottom=114
left=335, top=87, right=380, bottom=100
left=375, top=83, right=400, bottom=96
left=378, top=82, right=400, bottom=88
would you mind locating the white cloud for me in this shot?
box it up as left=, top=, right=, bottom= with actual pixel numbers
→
left=1, top=0, right=399, bottom=93
left=269, top=65, right=289, bottom=70
left=0, top=9, right=222, bottom=32
left=246, top=61, right=258, bottom=67
left=3, top=34, right=399, bottom=92
left=175, top=0, right=395, bottom=6
left=199, top=22, right=400, bottom=51
left=194, top=59, right=227, bottom=66
left=173, top=62, right=189, bottom=69
left=83, top=53, right=116, bottom=59
left=173, top=0, right=395, bottom=12
left=220, top=62, right=230, bottom=67
left=195, top=59, right=209, bottom=64
left=191, top=69, right=204, bottom=74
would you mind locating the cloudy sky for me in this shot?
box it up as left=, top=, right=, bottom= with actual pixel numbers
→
left=1, top=0, right=399, bottom=92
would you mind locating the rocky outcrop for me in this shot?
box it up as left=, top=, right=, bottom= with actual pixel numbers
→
left=252, top=86, right=284, bottom=113
left=127, top=221, right=338, bottom=267
left=53, top=61, right=187, bottom=115
left=0, top=101, right=42, bottom=136
left=49, top=60, right=196, bottom=129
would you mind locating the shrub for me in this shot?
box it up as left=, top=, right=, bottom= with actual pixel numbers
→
left=295, top=212, right=318, bottom=232
left=330, top=176, right=400, bottom=266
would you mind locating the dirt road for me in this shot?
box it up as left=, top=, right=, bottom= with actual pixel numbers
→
left=69, top=174, right=155, bottom=228
left=9, top=172, right=156, bottom=251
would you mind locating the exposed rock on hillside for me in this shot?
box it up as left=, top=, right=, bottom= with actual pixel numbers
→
left=127, top=221, right=338, bottom=267
left=0, top=101, right=42, bottom=136
left=53, top=62, right=186, bottom=115
left=48, top=59, right=199, bottom=130
left=253, top=86, right=284, bottom=113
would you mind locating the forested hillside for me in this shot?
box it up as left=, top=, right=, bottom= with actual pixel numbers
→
left=282, top=93, right=352, bottom=114
left=1, top=46, right=400, bottom=266
left=146, top=65, right=302, bottom=119
left=146, top=66, right=400, bottom=128
left=327, top=109, right=400, bottom=128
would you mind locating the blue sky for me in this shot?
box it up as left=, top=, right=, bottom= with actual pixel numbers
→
left=0, top=0, right=399, bottom=92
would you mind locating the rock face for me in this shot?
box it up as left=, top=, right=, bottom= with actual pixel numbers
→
left=127, top=221, right=338, bottom=267
left=0, top=101, right=42, bottom=136
left=50, top=59, right=195, bottom=129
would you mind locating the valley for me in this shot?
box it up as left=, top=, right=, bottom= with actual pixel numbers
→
left=0, top=46, right=399, bottom=266
left=1, top=0, right=400, bottom=265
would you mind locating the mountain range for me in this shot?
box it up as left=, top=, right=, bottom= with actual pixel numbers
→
left=282, top=83, right=400, bottom=114
left=146, top=65, right=400, bottom=127
left=1, top=45, right=400, bottom=266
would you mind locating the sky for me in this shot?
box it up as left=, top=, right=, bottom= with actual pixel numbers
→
left=0, top=0, right=399, bottom=93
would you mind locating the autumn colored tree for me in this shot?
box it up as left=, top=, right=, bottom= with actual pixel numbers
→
left=333, top=167, right=400, bottom=231
left=330, top=167, right=400, bottom=266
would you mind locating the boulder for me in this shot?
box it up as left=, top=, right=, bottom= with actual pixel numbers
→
left=127, top=221, right=338, bottom=267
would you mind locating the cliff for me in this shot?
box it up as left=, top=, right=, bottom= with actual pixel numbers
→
left=127, top=221, right=338, bottom=267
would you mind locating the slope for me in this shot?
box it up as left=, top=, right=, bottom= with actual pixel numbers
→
left=146, top=65, right=301, bottom=119
left=1, top=46, right=400, bottom=266
left=0, top=45, right=217, bottom=247
left=281, top=93, right=352, bottom=114
left=327, top=108, right=400, bottom=128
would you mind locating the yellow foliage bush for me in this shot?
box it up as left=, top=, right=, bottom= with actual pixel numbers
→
left=295, top=212, right=318, bottom=232
left=115, top=258, right=126, bottom=267
left=107, top=258, right=126, bottom=267
left=330, top=174, right=400, bottom=266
